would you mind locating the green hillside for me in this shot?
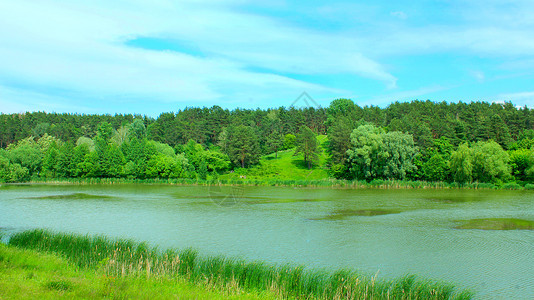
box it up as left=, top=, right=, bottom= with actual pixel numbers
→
left=220, top=135, right=330, bottom=181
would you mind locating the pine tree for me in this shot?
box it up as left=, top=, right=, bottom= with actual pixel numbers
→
left=294, top=126, right=319, bottom=169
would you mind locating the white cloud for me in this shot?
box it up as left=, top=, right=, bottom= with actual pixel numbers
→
left=390, top=11, right=407, bottom=20
left=2, top=0, right=533, bottom=114
left=0, top=0, right=395, bottom=113
left=470, top=70, right=485, bottom=83
left=497, top=91, right=534, bottom=106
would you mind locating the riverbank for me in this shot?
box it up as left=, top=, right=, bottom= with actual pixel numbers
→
left=0, top=242, right=273, bottom=299
left=4, top=177, right=534, bottom=190
left=3, top=229, right=473, bottom=299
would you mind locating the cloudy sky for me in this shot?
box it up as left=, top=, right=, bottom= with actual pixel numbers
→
left=1, top=0, right=534, bottom=116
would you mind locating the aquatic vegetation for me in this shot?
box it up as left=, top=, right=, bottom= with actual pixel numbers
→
left=424, top=195, right=480, bottom=203
left=243, top=197, right=326, bottom=205
left=7, top=229, right=472, bottom=299
left=455, top=218, right=534, bottom=230
left=26, top=193, right=115, bottom=200
left=311, top=209, right=401, bottom=221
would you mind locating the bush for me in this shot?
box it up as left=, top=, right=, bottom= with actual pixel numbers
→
left=501, top=182, right=523, bottom=190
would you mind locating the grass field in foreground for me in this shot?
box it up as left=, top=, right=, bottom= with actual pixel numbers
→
left=5, top=229, right=473, bottom=299
left=0, top=242, right=274, bottom=299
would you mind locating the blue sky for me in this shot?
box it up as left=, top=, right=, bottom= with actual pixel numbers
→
left=1, top=0, right=534, bottom=116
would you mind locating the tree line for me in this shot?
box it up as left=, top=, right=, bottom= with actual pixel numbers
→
left=1, top=99, right=534, bottom=184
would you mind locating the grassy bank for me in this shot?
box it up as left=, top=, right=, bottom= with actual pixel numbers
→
left=14, top=176, right=532, bottom=191
left=5, top=229, right=473, bottom=299
left=0, top=242, right=271, bottom=299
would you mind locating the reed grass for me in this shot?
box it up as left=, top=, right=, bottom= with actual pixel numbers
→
left=8, top=229, right=473, bottom=299
left=24, top=177, right=520, bottom=191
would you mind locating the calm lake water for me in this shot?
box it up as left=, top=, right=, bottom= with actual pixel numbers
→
left=1, top=184, right=533, bottom=299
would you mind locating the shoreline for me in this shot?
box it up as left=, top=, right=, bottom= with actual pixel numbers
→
left=3, top=229, right=474, bottom=300
left=1, top=177, right=532, bottom=190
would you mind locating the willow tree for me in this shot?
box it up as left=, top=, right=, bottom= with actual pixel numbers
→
left=346, top=125, right=417, bottom=180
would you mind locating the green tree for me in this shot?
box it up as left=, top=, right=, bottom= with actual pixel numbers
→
left=489, top=114, right=512, bottom=148
left=327, top=117, right=354, bottom=165
left=226, top=125, right=260, bottom=168
left=203, top=150, right=230, bottom=173
left=294, top=126, right=319, bottom=169
left=509, top=149, right=534, bottom=181
left=422, top=154, right=449, bottom=182
left=283, top=134, right=296, bottom=150
left=382, top=131, right=417, bottom=180
left=449, top=143, right=473, bottom=183
left=346, top=125, right=387, bottom=180
left=6, top=137, right=43, bottom=176
left=346, top=125, right=417, bottom=180
left=129, top=119, right=146, bottom=140
left=471, top=140, right=511, bottom=183
left=264, top=110, right=284, bottom=158
left=0, top=152, right=29, bottom=182
left=198, top=159, right=208, bottom=180
left=112, top=125, right=130, bottom=146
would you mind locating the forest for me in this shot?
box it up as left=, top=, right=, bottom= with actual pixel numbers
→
left=1, top=99, right=534, bottom=186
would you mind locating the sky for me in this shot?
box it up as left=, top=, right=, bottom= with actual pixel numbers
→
left=1, top=0, right=534, bottom=116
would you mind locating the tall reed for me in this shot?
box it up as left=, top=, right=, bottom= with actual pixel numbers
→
left=26, top=177, right=517, bottom=190
left=8, top=229, right=473, bottom=299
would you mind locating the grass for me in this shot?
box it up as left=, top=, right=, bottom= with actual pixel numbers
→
left=0, top=242, right=270, bottom=299
left=6, top=229, right=474, bottom=300
left=220, top=135, right=331, bottom=181
left=455, top=218, right=534, bottom=230
left=19, top=177, right=502, bottom=190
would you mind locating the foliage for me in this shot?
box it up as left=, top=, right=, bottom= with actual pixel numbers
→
left=449, top=144, right=474, bottom=183
left=225, top=125, right=260, bottom=168
left=471, top=141, right=511, bottom=183
left=509, top=149, right=534, bottom=181
left=346, top=125, right=417, bottom=180
left=1, top=100, right=534, bottom=185
left=450, top=141, right=511, bottom=183
left=294, top=125, right=319, bottom=169
left=282, top=133, right=296, bottom=150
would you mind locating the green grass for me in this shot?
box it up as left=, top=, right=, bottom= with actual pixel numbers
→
left=15, top=177, right=527, bottom=192
left=6, top=229, right=474, bottom=300
left=455, top=218, right=534, bottom=230
left=220, top=135, right=330, bottom=181
left=0, top=242, right=270, bottom=299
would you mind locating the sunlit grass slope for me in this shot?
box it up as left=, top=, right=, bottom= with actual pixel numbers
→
left=221, top=135, right=330, bottom=181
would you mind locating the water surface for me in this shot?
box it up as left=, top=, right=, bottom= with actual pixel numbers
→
left=0, top=184, right=533, bottom=299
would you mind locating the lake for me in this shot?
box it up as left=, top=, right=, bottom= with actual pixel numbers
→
left=0, top=184, right=533, bottom=299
